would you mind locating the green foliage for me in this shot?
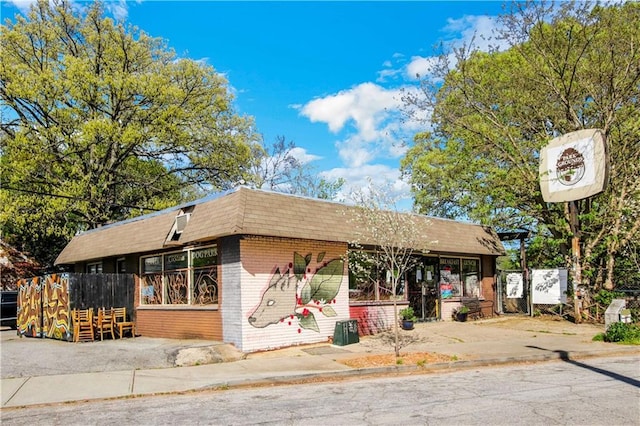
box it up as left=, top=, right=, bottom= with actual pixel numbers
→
left=593, top=290, right=626, bottom=308
left=0, top=0, right=259, bottom=266
left=456, top=305, right=470, bottom=314
left=401, top=2, right=640, bottom=290
left=497, top=249, right=521, bottom=271
left=399, top=306, right=417, bottom=322
left=604, top=322, right=640, bottom=344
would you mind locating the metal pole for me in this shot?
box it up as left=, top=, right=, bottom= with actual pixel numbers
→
left=569, top=201, right=582, bottom=323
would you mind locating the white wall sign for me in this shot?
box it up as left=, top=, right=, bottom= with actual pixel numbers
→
left=539, top=129, right=608, bottom=202
left=531, top=269, right=568, bottom=304
left=506, top=273, right=523, bottom=299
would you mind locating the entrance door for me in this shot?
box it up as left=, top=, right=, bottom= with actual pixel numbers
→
left=407, top=257, right=439, bottom=321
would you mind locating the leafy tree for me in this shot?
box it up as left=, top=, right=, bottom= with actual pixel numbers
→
left=401, top=1, right=640, bottom=294
left=0, top=0, right=259, bottom=266
left=347, top=180, right=430, bottom=357
left=249, top=135, right=345, bottom=200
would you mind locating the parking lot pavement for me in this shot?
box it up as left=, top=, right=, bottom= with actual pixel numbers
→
left=0, top=328, right=241, bottom=379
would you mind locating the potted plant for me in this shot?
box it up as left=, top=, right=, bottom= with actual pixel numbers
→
left=454, top=305, right=469, bottom=322
left=399, top=306, right=417, bottom=330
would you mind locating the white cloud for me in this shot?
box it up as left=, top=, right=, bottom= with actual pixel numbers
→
left=289, top=146, right=321, bottom=165
left=321, top=164, right=413, bottom=211
left=300, top=83, right=400, bottom=136
left=299, top=12, right=506, bottom=209
left=404, top=14, right=505, bottom=83
left=299, top=82, right=415, bottom=168
left=104, top=0, right=130, bottom=21
left=443, top=15, right=505, bottom=52
left=405, top=55, right=440, bottom=80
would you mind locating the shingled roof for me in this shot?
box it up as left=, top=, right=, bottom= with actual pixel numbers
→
left=55, top=187, right=504, bottom=265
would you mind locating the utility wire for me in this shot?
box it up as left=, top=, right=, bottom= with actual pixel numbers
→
left=1, top=186, right=160, bottom=212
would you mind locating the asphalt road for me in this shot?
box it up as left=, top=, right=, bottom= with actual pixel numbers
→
left=2, top=355, right=638, bottom=425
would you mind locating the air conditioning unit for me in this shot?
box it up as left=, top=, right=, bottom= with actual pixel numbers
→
left=175, top=213, right=190, bottom=234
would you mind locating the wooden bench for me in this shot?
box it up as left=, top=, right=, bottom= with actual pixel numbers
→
left=460, top=297, right=482, bottom=320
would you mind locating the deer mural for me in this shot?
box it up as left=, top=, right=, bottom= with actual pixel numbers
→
left=248, top=268, right=297, bottom=328
left=248, top=252, right=344, bottom=333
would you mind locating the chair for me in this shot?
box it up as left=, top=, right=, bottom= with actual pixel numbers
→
left=72, top=308, right=94, bottom=343
left=112, top=307, right=135, bottom=339
left=95, top=307, right=115, bottom=341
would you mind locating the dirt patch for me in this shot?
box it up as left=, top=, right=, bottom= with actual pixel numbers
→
left=338, top=352, right=453, bottom=368
left=479, top=315, right=602, bottom=336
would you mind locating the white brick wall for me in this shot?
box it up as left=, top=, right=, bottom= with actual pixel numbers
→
left=238, top=236, right=349, bottom=352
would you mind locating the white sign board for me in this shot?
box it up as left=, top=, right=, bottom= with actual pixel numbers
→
left=506, top=273, right=523, bottom=299
left=531, top=269, right=568, bottom=304
left=539, top=129, right=608, bottom=202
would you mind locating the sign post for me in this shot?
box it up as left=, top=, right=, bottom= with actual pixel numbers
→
left=539, top=129, right=608, bottom=323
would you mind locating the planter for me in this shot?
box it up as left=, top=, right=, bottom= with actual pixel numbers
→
left=456, top=312, right=468, bottom=322
left=401, top=319, right=415, bottom=330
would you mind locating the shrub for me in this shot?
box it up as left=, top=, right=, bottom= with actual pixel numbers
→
left=605, top=322, right=640, bottom=344
left=399, top=307, right=417, bottom=322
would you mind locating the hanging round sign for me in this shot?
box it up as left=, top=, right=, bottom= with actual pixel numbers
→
left=539, top=129, right=608, bottom=203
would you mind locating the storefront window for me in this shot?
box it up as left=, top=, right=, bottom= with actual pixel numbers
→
left=192, top=247, right=218, bottom=305
left=87, top=262, right=103, bottom=273
left=462, top=258, right=482, bottom=298
left=348, top=250, right=406, bottom=301
left=164, top=252, right=188, bottom=304
left=140, top=246, right=218, bottom=306
left=439, top=257, right=481, bottom=299
left=141, top=256, right=162, bottom=305
left=439, top=258, right=461, bottom=299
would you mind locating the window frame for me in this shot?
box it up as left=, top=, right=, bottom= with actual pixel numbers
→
left=87, top=262, right=103, bottom=274
left=439, top=256, right=482, bottom=299
left=347, top=248, right=408, bottom=302
left=139, top=245, right=218, bottom=307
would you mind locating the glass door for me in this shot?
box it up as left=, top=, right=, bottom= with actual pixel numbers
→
left=407, top=257, right=439, bottom=321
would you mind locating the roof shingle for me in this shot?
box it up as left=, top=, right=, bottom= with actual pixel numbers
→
left=55, top=187, right=504, bottom=264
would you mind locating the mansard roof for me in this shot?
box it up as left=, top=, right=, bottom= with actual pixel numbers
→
left=55, top=187, right=504, bottom=264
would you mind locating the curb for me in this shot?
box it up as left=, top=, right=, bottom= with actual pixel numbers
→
left=189, top=348, right=640, bottom=392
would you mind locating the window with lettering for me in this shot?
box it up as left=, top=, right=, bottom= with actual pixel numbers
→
left=141, top=256, right=163, bottom=304
left=439, top=258, right=461, bottom=299
left=191, top=247, right=218, bottom=305
left=140, top=246, right=218, bottom=305
left=164, top=252, right=189, bottom=304
left=439, top=257, right=481, bottom=299
left=462, top=258, right=481, bottom=298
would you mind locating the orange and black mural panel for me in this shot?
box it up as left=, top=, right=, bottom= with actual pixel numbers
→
left=17, top=274, right=73, bottom=341
left=42, top=274, right=72, bottom=341
left=17, top=276, right=42, bottom=338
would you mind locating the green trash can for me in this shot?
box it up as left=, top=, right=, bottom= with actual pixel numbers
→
left=333, top=319, right=359, bottom=346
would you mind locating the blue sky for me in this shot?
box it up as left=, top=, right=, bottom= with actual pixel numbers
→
left=1, top=1, right=508, bottom=209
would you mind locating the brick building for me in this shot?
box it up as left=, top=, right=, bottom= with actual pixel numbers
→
left=56, top=187, right=504, bottom=352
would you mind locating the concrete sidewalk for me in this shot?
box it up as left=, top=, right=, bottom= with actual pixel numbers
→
left=2, top=317, right=639, bottom=408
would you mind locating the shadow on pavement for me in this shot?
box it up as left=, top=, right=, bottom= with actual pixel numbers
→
left=526, top=345, right=640, bottom=389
